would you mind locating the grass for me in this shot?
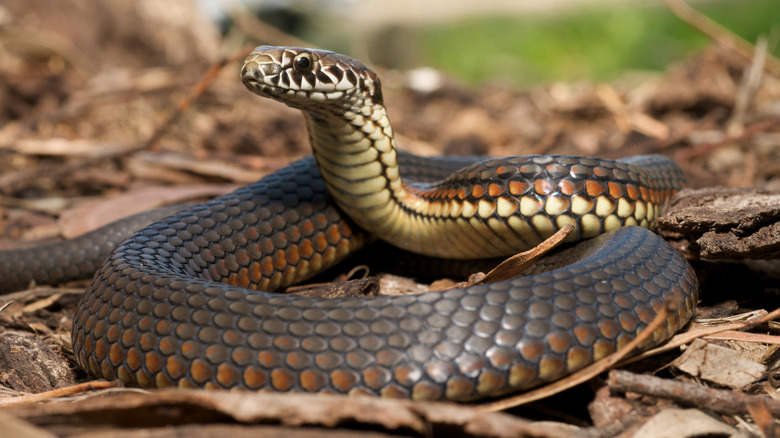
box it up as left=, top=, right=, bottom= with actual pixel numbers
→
left=418, top=0, right=779, bottom=86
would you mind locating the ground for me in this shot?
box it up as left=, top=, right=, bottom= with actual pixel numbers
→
left=0, top=0, right=779, bottom=437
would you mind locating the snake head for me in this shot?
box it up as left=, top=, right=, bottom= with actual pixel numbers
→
left=242, top=46, right=383, bottom=109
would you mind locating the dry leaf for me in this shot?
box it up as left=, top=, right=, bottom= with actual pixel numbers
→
left=58, top=184, right=237, bottom=238
left=632, top=408, right=736, bottom=438
left=672, top=338, right=766, bottom=388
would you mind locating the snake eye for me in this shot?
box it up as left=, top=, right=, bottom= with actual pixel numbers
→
left=293, top=53, right=313, bottom=72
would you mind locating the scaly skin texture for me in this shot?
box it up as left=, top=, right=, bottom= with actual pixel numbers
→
left=2, top=46, right=698, bottom=400
left=70, top=155, right=697, bottom=400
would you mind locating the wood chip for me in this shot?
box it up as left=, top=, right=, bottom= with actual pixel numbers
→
left=657, top=187, right=780, bottom=259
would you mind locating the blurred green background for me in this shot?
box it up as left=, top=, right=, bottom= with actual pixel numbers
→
left=238, top=0, right=778, bottom=87
left=418, top=0, right=778, bottom=85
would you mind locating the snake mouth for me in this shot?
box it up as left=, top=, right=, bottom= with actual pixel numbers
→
left=242, top=75, right=343, bottom=109
left=242, top=63, right=342, bottom=107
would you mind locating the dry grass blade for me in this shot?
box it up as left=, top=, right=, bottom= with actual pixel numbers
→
left=661, top=0, right=780, bottom=76
left=0, top=287, right=84, bottom=304
left=703, top=331, right=780, bottom=344
left=0, top=381, right=121, bottom=407
left=20, top=293, right=62, bottom=314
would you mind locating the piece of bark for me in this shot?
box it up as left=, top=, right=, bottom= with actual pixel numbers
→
left=657, top=187, right=780, bottom=259
left=0, top=331, right=75, bottom=393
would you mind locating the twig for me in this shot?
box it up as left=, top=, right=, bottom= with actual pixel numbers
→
left=703, top=330, right=780, bottom=345
left=607, top=369, right=780, bottom=417
left=0, top=381, right=121, bottom=407
left=479, top=297, right=676, bottom=411
left=0, top=287, right=84, bottom=304
left=660, top=0, right=780, bottom=76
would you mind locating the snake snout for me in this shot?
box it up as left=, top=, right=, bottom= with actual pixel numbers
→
left=241, top=62, right=274, bottom=86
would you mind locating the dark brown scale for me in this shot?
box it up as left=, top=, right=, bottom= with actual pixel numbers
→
left=316, top=70, right=333, bottom=84
left=329, top=66, right=344, bottom=82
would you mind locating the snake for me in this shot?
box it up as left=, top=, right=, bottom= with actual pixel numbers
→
left=0, top=46, right=698, bottom=401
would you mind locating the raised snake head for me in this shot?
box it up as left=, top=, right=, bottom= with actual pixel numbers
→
left=242, top=45, right=383, bottom=110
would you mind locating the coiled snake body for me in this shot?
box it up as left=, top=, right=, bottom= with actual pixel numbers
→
left=1, top=46, right=697, bottom=401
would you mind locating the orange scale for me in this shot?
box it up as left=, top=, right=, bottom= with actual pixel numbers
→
left=534, top=179, right=555, bottom=196
left=109, top=343, right=125, bottom=367
left=607, top=181, right=624, bottom=198
left=270, top=368, right=295, bottom=391
left=145, top=352, right=164, bottom=373
left=300, top=369, right=327, bottom=391
left=471, top=185, right=487, bottom=198
left=126, top=348, right=143, bottom=371
left=243, top=366, right=268, bottom=389
left=299, top=240, right=314, bottom=258
left=237, top=268, right=250, bottom=287
left=488, top=183, right=504, bottom=197
left=315, top=234, right=329, bottom=252
left=508, top=180, right=530, bottom=196
left=217, top=363, right=239, bottom=387
left=558, top=179, right=580, bottom=196
left=625, top=184, right=639, bottom=200
left=326, top=224, right=343, bottom=244
left=286, top=246, right=301, bottom=265
left=585, top=180, right=606, bottom=197
left=330, top=369, right=359, bottom=392
left=301, top=220, right=315, bottom=234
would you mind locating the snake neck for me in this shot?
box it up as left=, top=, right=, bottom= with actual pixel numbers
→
left=304, top=103, right=429, bottom=249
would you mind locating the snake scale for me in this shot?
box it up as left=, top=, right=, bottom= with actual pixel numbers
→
left=0, top=46, right=697, bottom=401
